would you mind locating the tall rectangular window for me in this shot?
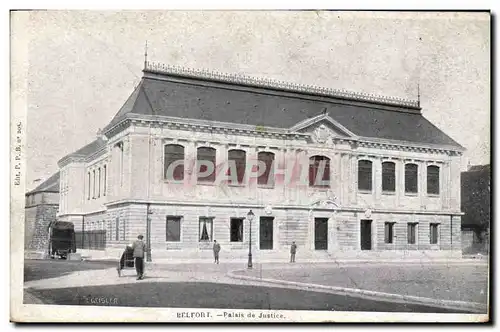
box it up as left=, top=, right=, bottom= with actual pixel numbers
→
left=405, top=163, right=418, bottom=194
left=382, top=161, right=396, bottom=192
left=197, top=147, right=216, bottom=183
left=358, top=160, right=373, bottom=191
left=427, top=165, right=440, bottom=195
left=199, top=217, right=213, bottom=242
left=228, top=149, right=246, bottom=185
left=230, top=218, right=244, bottom=242
left=384, top=222, right=395, bottom=244
left=103, top=165, right=107, bottom=196
left=87, top=172, right=91, bottom=200
left=164, top=144, right=185, bottom=181
left=166, top=216, right=181, bottom=242
left=92, top=170, right=96, bottom=198
left=407, top=223, right=418, bottom=244
left=257, top=152, right=275, bottom=187
left=430, top=223, right=439, bottom=244
left=117, top=142, right=124, bottom=187
left=98, top=167, right=101, bottom=197
left=309, top=155, right=331, bottom=188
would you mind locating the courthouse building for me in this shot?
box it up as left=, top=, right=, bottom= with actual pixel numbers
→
left=57, top=62, right=464, bottom=260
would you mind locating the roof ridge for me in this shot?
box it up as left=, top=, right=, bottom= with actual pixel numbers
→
left=144, top=61, right=420, bottom=109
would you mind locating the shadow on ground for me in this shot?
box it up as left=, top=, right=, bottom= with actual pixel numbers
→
left=24, top=259, right=117, bottom=282
left=25, top=281, right=478, bottom=313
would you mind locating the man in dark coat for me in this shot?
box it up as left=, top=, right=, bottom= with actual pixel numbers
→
left=290, top=241, right=297, bottom=263
left=213, top=240, right=221, bottom=264
left=132, top=235, right=147, bottom=280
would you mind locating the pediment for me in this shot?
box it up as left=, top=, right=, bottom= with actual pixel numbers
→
left=289, top=114, right=356, bottom=144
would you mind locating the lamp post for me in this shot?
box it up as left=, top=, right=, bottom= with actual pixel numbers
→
left=247, top=209, right=255, bottom=269
left=146, top=204, right=152, bottom=262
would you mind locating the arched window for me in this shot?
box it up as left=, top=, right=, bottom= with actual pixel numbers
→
left=197, top=147, right=216, bottom=183
left=258, top=151, right=275, bottom=186
left=405, top=163, right=418, bottom=193
left=382, top=161, right=396, bottom=192
left=309, top=155, right=330, bottom=187
left=164, top=144, right=185, bottom=181
left=427, top=165, right=440, bottom=195
left=228, top=149, right=246, bottom=184
left=358, top=160, right=373, bottom=191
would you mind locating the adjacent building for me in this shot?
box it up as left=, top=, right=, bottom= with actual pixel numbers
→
left=24, top=172, right=60, bottom=258
left=461, top=164, right=490, bottom=254
left=57, top=62, right=465, bottom=260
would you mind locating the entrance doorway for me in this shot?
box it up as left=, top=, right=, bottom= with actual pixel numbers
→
left=360, top=219, right=372, bottom=250
left=259, top=217, right=274, bottom=250
left=314, top=218, right=328, bottom=250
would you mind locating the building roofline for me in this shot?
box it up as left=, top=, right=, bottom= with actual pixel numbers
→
left=143, top=61, right=422, bottom=111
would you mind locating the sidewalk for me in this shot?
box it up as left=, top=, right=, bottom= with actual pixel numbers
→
left=24, top=259, right=488, bottom=313
left=228, top=262, right=489, bottom=313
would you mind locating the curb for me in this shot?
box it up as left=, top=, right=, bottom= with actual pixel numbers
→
left=227, top=271, right=487, bottom=313
left=82, top=258, right=488, bottom=266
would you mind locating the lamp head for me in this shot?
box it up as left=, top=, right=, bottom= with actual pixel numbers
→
left=247, top=209, right=255, bottom=222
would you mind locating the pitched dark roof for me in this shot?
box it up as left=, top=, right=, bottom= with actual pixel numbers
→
left=26, top=172, right=60, bottom=195
left=102, top=69, right=463, bottom=149
left=58, top=137, right=107, bottom=165
left=468, top=164, right=491, bottom=173
left=70, top=137, right=107, bottom=157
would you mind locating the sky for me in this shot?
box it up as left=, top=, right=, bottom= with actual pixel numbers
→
left=18, top=10, right=490, bottom=190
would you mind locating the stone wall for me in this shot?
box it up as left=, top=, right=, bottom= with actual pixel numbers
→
left=100, top=202, right=461, bottom=259
left=24, top=204, right=58, bottom=258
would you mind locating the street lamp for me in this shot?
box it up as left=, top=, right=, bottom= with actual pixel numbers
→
left=247, top=209, right=255, bottom=269
left=146, top=204, right=153, bottom=262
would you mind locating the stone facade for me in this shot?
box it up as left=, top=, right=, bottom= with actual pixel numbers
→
left=25, top=189, right=59, bottom=258
left=57, top=64, right=465, bottom=260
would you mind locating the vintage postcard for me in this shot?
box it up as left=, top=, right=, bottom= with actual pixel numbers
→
left=10, top=10, right=490, bottom=323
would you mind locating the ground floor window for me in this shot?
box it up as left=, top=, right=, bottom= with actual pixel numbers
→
left=166, top=216, right=182, bottom=242
left=384, top=222, right=395, bottom=244
left=230, top=218, right=244, bottom=242
left=199, top=217, right=213, bottom=242
left=115, top=217, right=120, bottom=241
left=407, top=223, right=418, bottom=244
left=430, top=223, right=439, bottom=244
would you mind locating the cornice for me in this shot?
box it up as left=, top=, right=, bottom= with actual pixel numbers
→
left=103, top=115, right=463, bottom=157
left=144, top=62, right=421, bottom=110
left=103, top=199, right=463, bottom=216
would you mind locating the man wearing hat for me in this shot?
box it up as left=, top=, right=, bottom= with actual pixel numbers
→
left=131, top=235, right=147, bottom=280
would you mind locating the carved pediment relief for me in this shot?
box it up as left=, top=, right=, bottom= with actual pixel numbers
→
left=290, top=114, right=355, bottom=144
left=312, top=124, right=335, bottom=144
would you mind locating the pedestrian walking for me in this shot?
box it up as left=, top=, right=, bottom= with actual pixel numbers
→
left=213, top=240, right=221, bottom=264
left=132, top=235, right=146, bottom=280
left=290, top=241, right=297, bottom=263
